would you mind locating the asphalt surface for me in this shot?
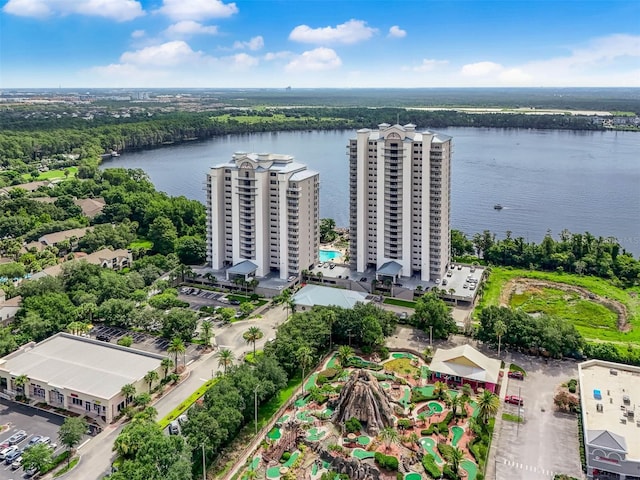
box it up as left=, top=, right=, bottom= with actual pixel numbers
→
left=494, top=353, right=583, bottom=480
left=65, top=304, right=286, bottom=480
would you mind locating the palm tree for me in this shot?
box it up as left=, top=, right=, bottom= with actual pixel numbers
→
left=407, top=432, right=420, bottom=452
left=378, top=426, right=399, bottom=452
left=494, top=319, right=507, bottom=356
left=161, top=358, right=173, bottom=379
left=445, top=446, right=465, bottom=476
left=296, top=346, right=314, bottom=393
left=120, top=383, right=136, bottom=405
left=243, top=326, right=264, bottom=357
left=337, top=345, right=353, bottom=367
left=216, top=348, right=235, bottom=374
left=77, top=302, right=97, bottom=323
left=14, top=374, right=29, bottom=400
left=462, top=383, right=473, bottom=398
left=168, top=338, right=186, bottom=373
left=144, top=370, right=159, bottom=393
left=433, top=381, right=448, bottom=400
left=451, top=394, right=463, bottom=419
left=200, top=319, right=214, bottom=349
left=477, top=390, right=500, bottom=425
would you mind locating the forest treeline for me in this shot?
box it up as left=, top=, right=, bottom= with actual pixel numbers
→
left=0, top=107, right=607, bottom=178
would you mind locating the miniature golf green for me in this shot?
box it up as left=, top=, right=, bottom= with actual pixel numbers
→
left=294, top=395, right=309, bottom=408
left=414, top=385, right=435, bottom=397
left=304, top=372, right=318, bottom=391
left=449, top=389, right=459, bottom=398
left=420, top=437, right=444, bottom=464
left=357, top=435, right=370, bottom=446
left=405, top=474, right=423, bottom=480
left=427, top=401, right=443, bottom=415
left=311, top=463, right=318, bottom=476
left=392, top=352, right=417, bottom=359
left=278, top=414, right=289, bottom=424
left=469, top=400, right=480, bottom=418
left=296, top=411, right=314, bottom=422
left=283, top=451, right=299, bottom=467
left=451, top=426, right=464, bottom=446
left=326, top=353, right=339, bottom=368
left=306, top=427, right=326, bottom=441
left=352, top=448, right=375, bottom=459
left=380, top=382, right=390, bottom=389
left=266, top=466, right=281, bottom=479
left=323, top=407, right=334, bottom=415
left=249, top=456, right=261, bottom=470
left=267, top=427, right=281, bottom=440
left=400, top=387, right=411, bottom=407
left=461, top=459, right=478, bottom=480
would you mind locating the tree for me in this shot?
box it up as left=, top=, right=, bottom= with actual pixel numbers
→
left=218, top=307, right=235, bottom=324
left=168, top=338, right=186, bottom=373
left=161, top=358, right=174, bottom=379
left=144, top=370, right=159, bottom=393
left=162, top=308, right=198, bottom=342
left=243, top=326, right=264, bottom=357
left=239, top=301, right=254, bottom=317
left=337, top=345, right=353, bottom=367
left=411, top=292, right=457, bottom=340
left=445, top=446, right=465, bottom=476
left=175, top=236, right=206, bottom=265
left=477, top=390, right=500, bottom=424
left=21, top=442, right=53, bottom=473
left=200, top=319, right=213, bottom=349
left=433, top=381, right=448, bottom=400
left=121, top=383, right=136, bottom=405
left=135, top=392, right=152, bottom=408
left=148, top=216, right=178, bottom=255
left=462, top=383, right=473, bottom=398
left=319, top=218, right=337, bottom=243
left=58, top=417, right=88, bottom=466
left=14, top=374, right=29, bottom=399
left=296, top=346, right=314, bottom=393
left=378, top=426, right=399, bottom=452
left=495, top=319, right=507, bottom=356
left=216, top=348, right=235, bottom=374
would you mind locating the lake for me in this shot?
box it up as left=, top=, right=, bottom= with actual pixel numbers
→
left=101, top=128, right=640, bottom=257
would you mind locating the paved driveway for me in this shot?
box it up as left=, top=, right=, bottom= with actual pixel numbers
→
left=494, top=353, right=583, bottom=479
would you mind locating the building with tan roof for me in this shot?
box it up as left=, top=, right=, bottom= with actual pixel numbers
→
left=429, top=344, right=501, bottom=393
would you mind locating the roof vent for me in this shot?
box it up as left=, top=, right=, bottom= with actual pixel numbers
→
left=610, top=369, right=618, bottom=375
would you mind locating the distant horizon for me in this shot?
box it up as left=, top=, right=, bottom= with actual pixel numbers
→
left=3, top=87, right=640, bottom=92
left=1, top=0, right=638, bottom=89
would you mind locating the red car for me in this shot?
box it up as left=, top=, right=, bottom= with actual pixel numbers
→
left=505, top=395, right=524, bottom=406
left=508, top=371, right=524, bottom=380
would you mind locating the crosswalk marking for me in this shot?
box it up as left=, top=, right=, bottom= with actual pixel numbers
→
left=500, top=458, right=558, bottom=477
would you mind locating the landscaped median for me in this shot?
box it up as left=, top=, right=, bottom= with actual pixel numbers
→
left=158, top=378, right=218, bottom=430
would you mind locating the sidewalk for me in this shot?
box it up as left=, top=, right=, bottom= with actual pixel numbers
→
left=485, top=357, right=510, bottom=480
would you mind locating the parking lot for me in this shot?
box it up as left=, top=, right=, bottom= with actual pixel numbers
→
left=494, top=354, right=582, bottom=479
left=0, top=400, right=70, bottom=479
left=177, top=286, right=242, bottom=310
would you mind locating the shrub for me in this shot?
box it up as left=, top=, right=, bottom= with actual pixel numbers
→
left=422, top=454, right=441, bottom=478
left=441, top=411, right=454, bottom=426
left=437, top=442, right=454, bottom=459
left=281, top=451, right=291, bottom=462
left=117, top=336, right=133, bottom=347
left=568, top=378, right=578, bottom=394
left=345, top=417, right=362, bottom=434
left=378, top=346, right=390, bottom=360
left=397, top=418, right=412, bottom=430
left=443, top=464, right=458, bottom=480
left=317, top=368, right=338, bottom=383
left=374, top=452, right=398, bottom=471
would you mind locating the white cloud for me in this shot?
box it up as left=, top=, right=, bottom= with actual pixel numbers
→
left=229, top=53, right=258, bottom=69
left=158, top=0, right=237, bottom=21
left=408, top=58, right=448, bottom=72
left=165, top=20, right=219, bottom=37
left=388, top=25, right=406, bottom=38
left=131, top=29, right=145, bottom=38
left=498, top=68, right=531, bottom=83
left=289, top=19, right=377, bottom=45
left=120, top=40, right=205, bottom=66
left=285, top=47, right=342, bottom=72
left=232, top=36, right=264, bottom=51
left=461, top=61, right=504, bottom=77
left=264, top=51, right=293, bottom=61
left=3, top=0, right=144, bottom=20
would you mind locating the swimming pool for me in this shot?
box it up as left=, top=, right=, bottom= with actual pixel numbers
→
left=319, top=249, right=342, bottom=263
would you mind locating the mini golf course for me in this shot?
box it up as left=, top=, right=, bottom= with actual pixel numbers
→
left=404, top=474, right=422, bottom=480
left=462, top=459, right=478, bottom=480
left=420, top=437, right=444, bottom=464
left=352, top=448, right=375, bottom=460
left=267, top=427, right=281, bottom=440
left=451, top=426, right=464, bottom=446
left=392, top=352, right=417, bottom=360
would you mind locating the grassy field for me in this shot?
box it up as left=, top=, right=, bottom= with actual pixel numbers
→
left=129, top=238, right=153, bottom=249
left=22, top=166, right=78, bottom=181
left=383, top=298, right=416, bottom=308
left=212, top=113, right=346, bottom=125
left=477, top=267, right=640, bottom=343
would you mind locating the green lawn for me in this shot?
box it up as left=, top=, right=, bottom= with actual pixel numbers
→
left=129, top=238, right=153, bottom=249
left=22, top=166, right=78, bottom=181
left=383, top=298, right=416, bottom=308
left=476, top=267, right=640, bottom=342
left=158, top=378, right=218, bottom=429
left=502, top=413, right=524, bottom=423
left=255, top=376, right=302, bottom=431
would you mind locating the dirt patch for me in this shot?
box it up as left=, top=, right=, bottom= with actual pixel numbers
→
left=500, top=278, right=630, bottom=332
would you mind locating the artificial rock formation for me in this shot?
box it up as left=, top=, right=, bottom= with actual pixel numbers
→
left=331, top=370, right=396, bottom=435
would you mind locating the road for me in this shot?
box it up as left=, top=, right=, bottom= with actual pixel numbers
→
left=64, top=305, right=286, bottom=480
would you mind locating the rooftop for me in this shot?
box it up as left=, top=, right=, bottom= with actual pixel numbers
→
left=430, top=344, right=501, bottom=384
left=293, top=284, right=370, bottom=309
left=0, top=333, right=164, bottom=399
left=579, top=360, right=640, bottom=459
left=39, top=227, right=91, bottom=245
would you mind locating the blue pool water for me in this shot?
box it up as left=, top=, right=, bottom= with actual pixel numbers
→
left=319, top=249, right=342, bottom=263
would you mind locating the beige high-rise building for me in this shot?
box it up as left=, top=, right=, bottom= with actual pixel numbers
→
left=348, top=123, right=452, bottom=283
left=206, top=152, right=319, bottom=281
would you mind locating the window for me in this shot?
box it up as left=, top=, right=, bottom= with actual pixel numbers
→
left=72, top=397, right=83, bottom=406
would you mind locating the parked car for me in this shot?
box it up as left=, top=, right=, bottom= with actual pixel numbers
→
left=96, top=334, right=110, bottom=342
left=508, top=371, right=524, bottom=380
left=11, top=456, right=22, bottom=469
left=504, top=395, right=524, bottom=406
left=397, top=312, right=408, bottom=321
left=168, top=421, right=180, bottom=435
left=0, top=441, right=10, bottom=449
left=0, top=445, right=18, bottom=460
left=5, top=448, right=22, bottom=464
left=38, top=436, right=51, bottom=446
left=177, top=415, right=188, bottom=426
left=229, top=299, right=241, bottom=305
left=24, top=466, right=38, bottom=478
left=8, top=430, right=27, bottom=445
left=25, top=436, right=41, bottom=449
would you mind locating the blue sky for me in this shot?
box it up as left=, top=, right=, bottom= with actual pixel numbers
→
left=1, top=0, right=639, bottom=88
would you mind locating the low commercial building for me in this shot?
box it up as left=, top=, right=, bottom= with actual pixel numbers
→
left=578, top=359, right=640, bottom=480
left=429, top=344, right=501, bottom=393
left=292, top=284, right=370, bottom=310
left=30, top=248, right=132, bottom=280
left=0, top=333, right=164, bottom=425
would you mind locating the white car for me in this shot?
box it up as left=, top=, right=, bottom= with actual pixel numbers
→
left=0, top=445, right=18, bottom=460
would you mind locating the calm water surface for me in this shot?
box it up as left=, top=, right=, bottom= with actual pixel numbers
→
left=102, top=128, right=640, bottom=256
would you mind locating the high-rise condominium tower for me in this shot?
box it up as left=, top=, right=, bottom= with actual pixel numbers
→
left=206, top=152, right=319, bottom=280
left=349, top=123, right=452, bottom=282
